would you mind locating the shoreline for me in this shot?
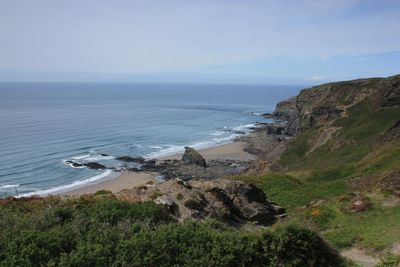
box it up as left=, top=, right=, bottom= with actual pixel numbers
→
left=60, top=141, right=253, bottom=196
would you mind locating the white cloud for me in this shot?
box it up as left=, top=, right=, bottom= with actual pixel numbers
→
left=310, top=75, right=326, bottom=82
left=0, top=0, right=399, bottom=76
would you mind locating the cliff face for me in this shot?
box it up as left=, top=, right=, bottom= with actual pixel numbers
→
left=271, top=74, right=400, bottom=191
left=274, top=75, right=400, bottom=136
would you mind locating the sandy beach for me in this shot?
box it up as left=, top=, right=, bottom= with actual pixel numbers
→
left=62, top=172, right=157, bottom=196
left=160, top=142, right=252, bottom=161
left=61, top=141, right=252, bottom=196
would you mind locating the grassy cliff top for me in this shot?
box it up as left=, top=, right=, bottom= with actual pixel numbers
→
left=234, top=75, right=400, bottom=264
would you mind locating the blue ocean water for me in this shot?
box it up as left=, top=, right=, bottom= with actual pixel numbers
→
left=0, top=82, right=300, bottom=197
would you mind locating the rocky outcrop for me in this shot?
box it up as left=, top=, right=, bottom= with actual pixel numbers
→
left=84, top=162, right=106, bottom=170
left=273, top=96, right=300, bottom=136
left=182, top=147, right=207, bottom=168
left=143, top=158, right=251, bottom=181
left=115, top=156, right=146, bottom=163
left=65, top=160, right=84, bottom=168
left=379, top=120, right=400, bottom=143
left=381, top=76, right=400, bottom=107
left=117, top=179, right=285, bottom=225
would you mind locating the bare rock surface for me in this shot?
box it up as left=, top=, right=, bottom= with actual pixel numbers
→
left=182, top=146, right=207, bottom=167
left=117, top=178, right=285, bottom=225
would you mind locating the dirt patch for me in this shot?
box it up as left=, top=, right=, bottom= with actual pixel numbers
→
left=341, top=248, right=379, bottom=267
left=382, top=196, right=400, bottom=207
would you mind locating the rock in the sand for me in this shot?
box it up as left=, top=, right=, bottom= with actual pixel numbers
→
left=115, top=156, right=146, bottom=163
left=84, top=162, right=107, bottom=170
left=182, top=146, right=207, bottom=168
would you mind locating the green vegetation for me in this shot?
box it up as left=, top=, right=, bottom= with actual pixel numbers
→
left=278, top=100, right=400, bottom=173
left=377, top=254, right=400, bottom=267
left=232, top=91, right=400, bottom=263
left=231, top=172, right=400, bottom=251
left=231, top=171, right=348, bottom=212
left=283, top=194, right=400, bottom=250
left=0, top=196, right=344, bottom=267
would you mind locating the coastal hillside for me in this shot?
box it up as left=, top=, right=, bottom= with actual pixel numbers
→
left=1, top=75, right=399, bottom=267
left=236, top=74, right=400, bottom=265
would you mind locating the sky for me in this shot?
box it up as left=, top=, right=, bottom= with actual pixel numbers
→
left=0, top=0, right=399, bottom=84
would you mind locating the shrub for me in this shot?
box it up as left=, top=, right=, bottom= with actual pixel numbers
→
left=0, top=197, right=344, bottom=267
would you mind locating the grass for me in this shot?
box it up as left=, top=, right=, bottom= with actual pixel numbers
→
left=285, top=194, right=400, bottom=251
left=277, top=99, right=400, bottom=173
left=232, top=170, right=400, bottom=251
left=230, top=172, right=348, bottom=212
left=231, top=95, right=400, bottom=255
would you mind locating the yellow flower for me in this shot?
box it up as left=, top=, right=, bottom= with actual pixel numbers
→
left=310, top=208, right=321, bottom=217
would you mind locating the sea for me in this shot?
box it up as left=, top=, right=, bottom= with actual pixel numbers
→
left=0, top=82, right=301, bottom=197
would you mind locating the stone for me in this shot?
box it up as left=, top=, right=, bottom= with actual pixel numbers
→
left=182, top=147, right=207, bottom=168
left=348, top=198, right=372, bottom=212
left=84, top=162, right=106, bottom=170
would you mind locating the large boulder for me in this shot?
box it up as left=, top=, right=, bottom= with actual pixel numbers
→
left=117, top=179, right=286, bottom=226
left=182, top=147, right=207, bottom=168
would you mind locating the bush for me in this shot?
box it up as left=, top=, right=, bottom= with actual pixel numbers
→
left=0, top=197, right=344, bottom=267
left=88, top=199, right=171, bottom=225
left=263, top=225, right=343, bottom=267
left=114, top=223, right=343, bottom=267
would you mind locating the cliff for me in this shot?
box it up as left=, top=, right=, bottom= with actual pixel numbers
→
left=236, top=74, right=400, bottom=264
left=270, top=75, right=400, bottom=193
left=274, top=75, right=400, bottom=136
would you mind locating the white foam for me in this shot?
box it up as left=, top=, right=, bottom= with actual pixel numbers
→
left=213, top=134, right=238, bottom=143
left=233, top=123, right=257, bottom=132
left=66, top=153, right=115, bottom=169
left=145, top=123, right=258, bottom=159
left=84, top=155, right=114, bottom=161
left=210, top=131, right=225, bottom=136
left=72, top=154, right=91, bottom=160
left=146, top=137, right=234, bottom=159
left=72, top=150, right=114, bottom=162
left=63, top=160, right=85, bottom=169
left=0, top=184, right=20, bottom=189
left=149, top=145, right=163, bottom=149
left=18, top=170, right=116, bottom=197
left=145, top=145, right=183, bottom=159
